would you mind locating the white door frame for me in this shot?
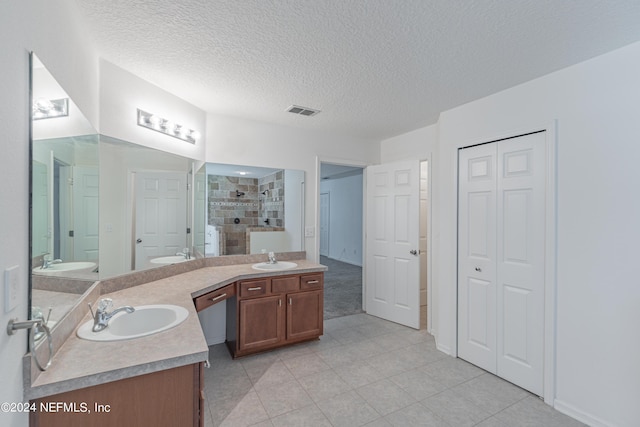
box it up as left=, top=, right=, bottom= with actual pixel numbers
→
left=453, top=122, right=557, bottom=404
left=316, top=156, right=368, bottom=308
left=319, top=191, right=330, bottom=257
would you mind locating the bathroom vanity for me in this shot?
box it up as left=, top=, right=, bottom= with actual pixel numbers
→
left=194, top=272, right=324, bottom=358
left=25, top=258, right=326, bottom=427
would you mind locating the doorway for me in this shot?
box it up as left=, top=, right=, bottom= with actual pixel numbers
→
left=319, top=162, right=364, bottom=319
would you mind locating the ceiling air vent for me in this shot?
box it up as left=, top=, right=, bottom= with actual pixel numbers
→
left=286, top=105, right=321, bottom=117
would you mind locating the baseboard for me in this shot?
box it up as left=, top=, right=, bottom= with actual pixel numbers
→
left=554, top=399, right=614, bottom=427
left=435, top=337, right=452, bottom=356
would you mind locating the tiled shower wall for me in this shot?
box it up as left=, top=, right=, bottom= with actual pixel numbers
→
left=208, top=172, right=284, bottom=255
left=258, top=171, right=284, bottom=227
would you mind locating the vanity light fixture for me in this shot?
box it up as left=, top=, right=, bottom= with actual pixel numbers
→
left=137, top=109, right=200, bottom=144
left=33, top=98, right=69, bottom=120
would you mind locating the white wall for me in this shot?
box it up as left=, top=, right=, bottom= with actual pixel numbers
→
left=382, top=41, right=640, bottom=427
left=284, top=169, right=305, bottom=252
left=380, top=123, right=438, bottom=163
left=206, top=114, right=380, bottom=261
left=99, top=59, right=206, bottom=162
left=320, top=173, right=364, bottom=266
left=0, top=2, right=98, bottom=426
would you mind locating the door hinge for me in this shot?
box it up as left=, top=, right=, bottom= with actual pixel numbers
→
left=68, top=230, right=74, bottom=237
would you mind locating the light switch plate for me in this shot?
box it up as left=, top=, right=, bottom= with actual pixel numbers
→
left=304, top=226, right=315, bottom=237
left=4, top=265, right=19, bottom=313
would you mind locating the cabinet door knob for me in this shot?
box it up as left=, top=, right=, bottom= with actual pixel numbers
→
left=289, top=298, right=292, bottom=305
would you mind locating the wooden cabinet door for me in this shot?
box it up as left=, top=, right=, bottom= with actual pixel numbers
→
left=239, top=295, right=283, bottom=351
left=31, top=364, right=201, bottom=427
left=286, top=290, right=323, bottom=342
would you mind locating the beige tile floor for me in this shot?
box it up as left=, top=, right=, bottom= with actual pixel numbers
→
left=203, top=313, right=584, bottom=427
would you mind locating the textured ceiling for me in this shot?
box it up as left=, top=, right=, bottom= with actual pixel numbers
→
left=74, top=0, right=640, bottom=140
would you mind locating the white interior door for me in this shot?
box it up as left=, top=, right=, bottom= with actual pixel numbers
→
left=365, top=160, right=420, bottom=329
left=458, top=132, right=545, bottom=396
left=72, top=166, right=99, bottom=261
left=319, top=192, right=330, bottom=257
left=134, top=171, right=188, bottom=269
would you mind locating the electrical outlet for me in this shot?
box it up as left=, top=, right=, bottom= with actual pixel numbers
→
left=304, top=226, right=315, bottom=237
left=4, top=265, right=19, bottom=313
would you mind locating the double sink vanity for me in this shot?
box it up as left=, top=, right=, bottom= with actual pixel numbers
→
left=26, top=255, right=326, bottom=427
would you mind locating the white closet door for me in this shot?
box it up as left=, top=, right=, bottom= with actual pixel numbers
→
left=458, top=143, right=498, bottom=373
left=496, top=133, right=545, bottom=395
left=458, top=132, right=545, bottom=396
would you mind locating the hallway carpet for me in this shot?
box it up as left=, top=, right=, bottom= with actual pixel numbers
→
left=320, top=256, right=364, bottom=319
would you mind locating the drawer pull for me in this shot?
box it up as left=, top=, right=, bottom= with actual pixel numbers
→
left=305, top=280, right=319, bottom=284
left=210, top=293, right=227, bottom=302
left=247, top=287, right=262, bottom=291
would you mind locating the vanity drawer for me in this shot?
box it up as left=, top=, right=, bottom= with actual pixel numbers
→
left=239, top=279, right=269, bottom=298
left=271, top=276, right=300, bottom=294
left=194, top=284, right=235, bottom=312
left=300, top=273, right=323, bottom=290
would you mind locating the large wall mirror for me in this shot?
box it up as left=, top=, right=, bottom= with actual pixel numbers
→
left=29, top=54, right=305, bottom=337
left=29, top=55, right=199, bottom=334
left=30, top=54, right=100, bottom=332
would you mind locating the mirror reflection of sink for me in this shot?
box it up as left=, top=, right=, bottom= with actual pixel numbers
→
left=33, top=261, right=97, bottom=275
left=77, top=304, right=189, bottom=342
left=251, top=261, right=298, bottom=271
left=150, top=255, right=189, bottom=265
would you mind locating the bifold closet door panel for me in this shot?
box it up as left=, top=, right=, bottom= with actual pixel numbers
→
left=457, top=142, right=498, bottom=374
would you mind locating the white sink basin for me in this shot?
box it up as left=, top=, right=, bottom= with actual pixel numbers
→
left=252, top=261, right=298, bottom=271
left=33, top=261, right=97, bottom=275
left=76, top=304, right=189, bottom=342
left=150, top=255, right=189, bottom=265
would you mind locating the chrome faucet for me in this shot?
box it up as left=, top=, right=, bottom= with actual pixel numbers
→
left=41, top=256, right=62, bottom=269
left=176, top=248, right=191, bottom=260
left=88, top=298, right=135, bottom=332
left=267, top=251, right=277, bottom=264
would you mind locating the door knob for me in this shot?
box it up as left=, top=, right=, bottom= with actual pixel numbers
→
left=136, top=238, right=142, bottom=244
left=409, top=250, right=418, bottom=256
left=475, top=267, right=482, bottom=272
